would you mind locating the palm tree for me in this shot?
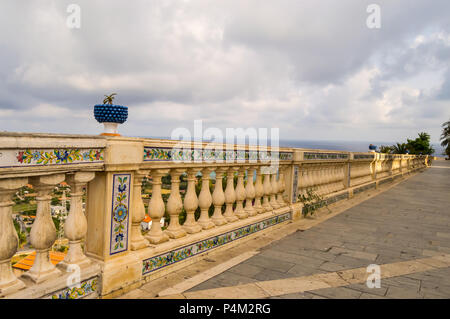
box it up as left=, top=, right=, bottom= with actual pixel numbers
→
left=441, top=119, right=450, bottom=157
left=379, top=145, right=392, bottom=154
left=103, top=93, right=117, bottom=105
left=391, top=142, right=408, bottom=154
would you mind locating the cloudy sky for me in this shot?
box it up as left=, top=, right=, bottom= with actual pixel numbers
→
left=0, top=0, right=449, bottom=144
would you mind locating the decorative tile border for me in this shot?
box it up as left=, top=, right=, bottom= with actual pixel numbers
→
left=353, top=182, right=376, bottom=195
left=110, top=174, right=131, bottom=255
left=301, top=191, right=349, bottom=214
left=354, top=154, right=375, bottom=160
left=378, top=177, right=393, bottom=185
left=304, top=152, right=349, bottom=160
left=142, top=212, right=292, bottom=275
left=48, top=277, right=98, bottom=299
left=143, top=147, right=293, bottom=162
left=292, top=165, right=299, bottom=203
left=0, top=148, right=104, bottom=168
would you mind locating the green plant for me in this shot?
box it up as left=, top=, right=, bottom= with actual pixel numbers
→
left=103, top=93, right=117, bottom=105
left=297, top=188, right=328, bottom=217
left=391, top=142, right=409, bottom=154
left=405, top=132, right=435, bottom=155
left=440, top=119, right=450, bottom=158
left=379, top=145, right=393, bottom=154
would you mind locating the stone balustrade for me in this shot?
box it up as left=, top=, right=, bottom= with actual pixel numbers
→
left=0, top=132, right=429, bottom=299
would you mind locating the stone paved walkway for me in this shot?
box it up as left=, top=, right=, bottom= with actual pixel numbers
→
left=183, top=160, right=450, bottom=299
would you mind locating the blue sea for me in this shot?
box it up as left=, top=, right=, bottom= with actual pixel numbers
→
left=140, top=136, right=444, bottom=157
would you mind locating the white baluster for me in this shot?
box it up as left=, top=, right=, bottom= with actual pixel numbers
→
left=59, top=172, right=95, bottom=269
left=262, top=166, right=272, bottom=212
left=253, top=167, right=264, bottom=214
left=244, top=166, right=257, bottom=217
left=182, top=168, right=202, bottom=234
left=277, top=165, right=287, bottom=206
left=223, top=167, right=239, bottom=223
left=234, top=167, right=248, bottom=219
left=128, top=170, right=150, bottom=251
left=23, top=174, right=65, bottom=283
left=211, top=167, right=227, bottom=226
left=198, top=168, right=215, bottom=230
left=0, top=178, right=27, bottom=296
left=270, top=169, right=280, bottom=209
left=165, top=169, right=187, bottom=239
left=145, top=169, right=170, bottom=244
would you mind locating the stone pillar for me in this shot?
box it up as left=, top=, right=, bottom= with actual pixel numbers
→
left=211, top=167, right=227, bottom=226
left=165, top=169, right=187, bottom=239
left=223, top=167, right=239, bottom=223
left=182, top=168, right=202, bottom=234
left=0, top=178, right=27, bottom=296
left=253, top=167, right=264, bottom=214
left=197, top=168, right=215, bottom=230
left=244, top=166, right=257, bottom=216
left=145, top=169, right=169, bottom=244
left=129, top=170, right=150, bottom=250
left=277, top=165, right=287, bottom=206
left=262, top=166, right=273, bottom=212
left=59, top=172, right=96, bottom=269
left=234, top=167, right=248, bottom=219
left=269, top=169, right=280, bottom=209
left=23, top=174, right=65, bottom=283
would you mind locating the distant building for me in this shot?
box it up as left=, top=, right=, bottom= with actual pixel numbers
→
left=141, top=214, right=165, bottom=230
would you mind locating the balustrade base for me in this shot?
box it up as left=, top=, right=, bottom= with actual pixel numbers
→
left=165, top=228, right=187, bottom=239
left=21, top=250, right=62, bottom=284
left=197, top=220, right=216, bottom=230
left=21, top=267, right=62, bottom=284
left=211, top=216, right=228, bottom=226
left=145, top=233, right=170, bottom=245
left=130, top=238, right=150, bottom=251
left=0, top=275, right=25, bottom=298
left=182, top=223, right=202, bottom=234
left=224, top=215, right=239, bottom=223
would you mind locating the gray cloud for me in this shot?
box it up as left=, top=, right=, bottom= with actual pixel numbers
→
left=0, top=0, right=449, bottom=143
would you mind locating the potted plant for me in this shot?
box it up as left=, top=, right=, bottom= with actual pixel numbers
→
left=94, top=93, right=128, bottom=136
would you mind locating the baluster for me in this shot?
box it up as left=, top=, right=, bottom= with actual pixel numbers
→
left=127, top=170, right=150, bottom=250
left=0, top=178, right=27, bottom=296
left=223, top=167, right=239, bottom=223
left=234, top=167, right=247, bottom=219
left=211, top=167, right=227, bottom=226
left=270, top=169, right=280, bottom=209
left=253, top=166, right=264, bottom=214
left=165, top=169, right=186, bottom=239
left=198, top=168, right=215, bottom=229
left=145, top=169, right=170, bottom=244
left=59, top=172, right=95, bottom=269
left=244, top=166, right=257, bottom=216
left=262, top=166, right=272, bottom=212
left=182, top=168, right=202, bottom=233
left=22, top=174, right=65, bottom=283
left=277, top=165, right=287, bottom=206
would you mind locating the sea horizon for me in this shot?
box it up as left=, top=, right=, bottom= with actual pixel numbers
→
left=135, top=136, right=445, bottom=157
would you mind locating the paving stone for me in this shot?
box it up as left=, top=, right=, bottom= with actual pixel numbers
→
left=227, top=263, right=265, bottom=278
left=243, top=255, right=295, bottom=273
left=318, top=261, right=351, bottom=272
left=252, top=268, right=295, bottom=281
left=385, top=286, right=424, bottom=299
left=346, top=282, right=388, bottom=296
left=306, top=287, right=362, bottom=299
